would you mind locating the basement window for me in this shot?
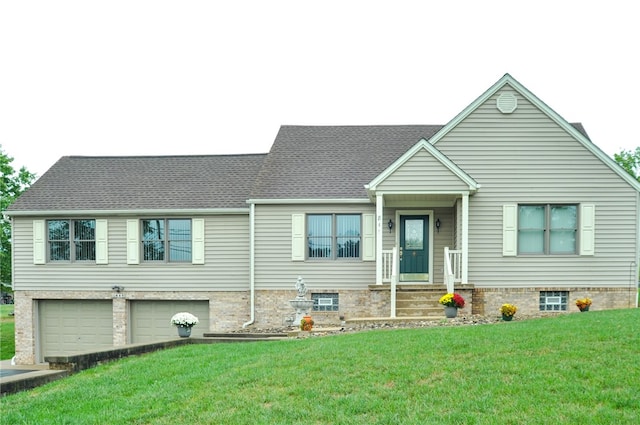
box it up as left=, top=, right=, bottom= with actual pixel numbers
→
left=539, top=291, right=568, bottom=311
left=312, top=293, right=339, bottom=312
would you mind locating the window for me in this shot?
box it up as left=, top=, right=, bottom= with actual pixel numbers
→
left=312, top=293, right=339, bottom=312
left=307, top=214, right=361, bottom=259
left=142, top=219, right=192, bottom=262
left=48, top=219, right=96, bottom=261
left=540, top=291, right=568, bottom=311
left=518, top=205, right=577, bottom=254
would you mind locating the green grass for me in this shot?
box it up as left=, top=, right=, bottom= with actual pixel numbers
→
left=1, top=309, right=639, bottom=424
left=0, top=304, right=15, bottom=360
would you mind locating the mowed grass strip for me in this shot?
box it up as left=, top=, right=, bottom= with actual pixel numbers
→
left=1, top=309, right=639, bottom=424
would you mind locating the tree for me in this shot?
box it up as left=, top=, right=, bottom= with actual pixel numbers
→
left=1, top=145, right=36, bottom=286
left=613, top=147, right=640, bottom=182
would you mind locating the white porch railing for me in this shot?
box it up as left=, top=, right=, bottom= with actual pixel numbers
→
left=382, top=249, right=394, bottom=283
left=444, top=247, right=462, bottom=294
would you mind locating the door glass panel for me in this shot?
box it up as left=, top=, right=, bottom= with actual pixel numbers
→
left=404, top=219, right=424, bottom=250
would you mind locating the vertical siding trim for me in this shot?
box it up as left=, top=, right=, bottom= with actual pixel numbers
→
left=126, top=219, right=140, bottom=265
left=192, top=218, right=205, bottom=264
left=291, top=213, right=305, bottom=261
left=580, top=204, right=595, bottom=256
left=95, top=219, right=109, bottom=264
left=502, top=205, right=517, bottom=256
left=33, top=220, right=46, bottom=264
left=362, top=213, right=375, bottom=261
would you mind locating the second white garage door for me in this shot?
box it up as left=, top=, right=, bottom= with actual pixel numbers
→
left=130, top=300, right=209, bottom=343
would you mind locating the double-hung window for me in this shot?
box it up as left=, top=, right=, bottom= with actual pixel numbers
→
left=518, top=205, right=577, bottom=254
left=48, top=219, right=96, bottom=261
left=142, top=218, right=192, bottom=262
left=307, top=214, right=361, bottom=259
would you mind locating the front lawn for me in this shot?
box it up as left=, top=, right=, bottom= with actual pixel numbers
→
left=1, top=309, right=638, bottom=424
left=0, top=304, right=15, bottom=360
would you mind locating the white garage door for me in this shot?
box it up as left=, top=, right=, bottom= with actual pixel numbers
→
left=130, top=300, right=209, bottom=343
left=39, top=300, right=113, bottom=361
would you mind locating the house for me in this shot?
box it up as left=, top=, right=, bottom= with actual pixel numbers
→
left=7, top=74, right=640, bottom=364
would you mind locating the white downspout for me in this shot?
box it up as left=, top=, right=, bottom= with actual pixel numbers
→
left=376, top=194, right=384, bottom=285
left=242, top=203, right=256, bottom=328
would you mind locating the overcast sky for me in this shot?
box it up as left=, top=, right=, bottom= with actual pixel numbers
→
left=1, top=1, right=638, bottom=178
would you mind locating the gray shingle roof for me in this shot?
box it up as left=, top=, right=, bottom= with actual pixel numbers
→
left=7, top=123, right=591, bottom=212
left=249, top=125, right=443, bottom=199
left=7, top=154, right=266, bottom=212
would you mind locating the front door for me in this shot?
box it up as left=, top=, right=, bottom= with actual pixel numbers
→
left=399, top=215, right=429, bottom=282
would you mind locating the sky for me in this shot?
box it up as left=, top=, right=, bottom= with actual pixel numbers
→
left=1, top=1, right=638, bottom=178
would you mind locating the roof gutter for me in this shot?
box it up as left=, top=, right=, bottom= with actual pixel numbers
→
left=242, top=202, right=256, bottom=328
left=5, top=208, right=251, bottom=217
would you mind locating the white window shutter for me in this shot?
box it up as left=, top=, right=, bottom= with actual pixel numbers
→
left=362, top=213, right=375, bottom=261
left=192, top=218, right=205, bottom=264
left=126, top=219, right=140, bottom=265
left=502, top=205, right=517, bottom=256
left=580, top=204, right=595, bottom=256
left=291, top=213, right=305, bottom=261
left=95, top=219, right=109, bottom=264
left=33, top=220, right=46, bottom=264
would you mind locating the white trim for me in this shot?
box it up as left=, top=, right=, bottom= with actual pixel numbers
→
left=375, top=195, right=384, bottom=284
left=461, top=194, right=469, bottom=284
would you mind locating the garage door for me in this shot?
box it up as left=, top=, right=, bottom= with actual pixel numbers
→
left=39, top=300, right=113, bottom=361
left=130, top=300, right=209, bottom=343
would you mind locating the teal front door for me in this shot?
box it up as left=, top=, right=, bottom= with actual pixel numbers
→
left=399, top=215, right=429, bottom=282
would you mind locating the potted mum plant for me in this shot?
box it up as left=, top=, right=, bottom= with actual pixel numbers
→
left=300, top=315, right=314, bottom=331
left=575, top=298, right=592, bottom=312
left=171, top=312, right=199, bottom=337
left=439, top=293, right=465, bottom=318
left=499, top=304, right=517, bottom=321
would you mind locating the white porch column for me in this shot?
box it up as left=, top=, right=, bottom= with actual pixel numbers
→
left=375, top=194, right=384, bottom=285
left=462, top=193, right=469, bottom=284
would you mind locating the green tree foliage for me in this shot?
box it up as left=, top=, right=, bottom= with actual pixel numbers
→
left=1, top=145, right=36, bottom=285
left=614, top=147, right=640, bottom=182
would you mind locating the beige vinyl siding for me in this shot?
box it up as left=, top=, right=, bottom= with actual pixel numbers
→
left=254, top=204, right=376, bottom=290
left=435, top=85, right=638, bottom=288
left=12, top=215, right=251, bottom=291
left=376, top=149, right=470, bottom=192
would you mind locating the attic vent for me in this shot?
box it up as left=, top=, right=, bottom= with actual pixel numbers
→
left=496, top=93, right=517, bottom=114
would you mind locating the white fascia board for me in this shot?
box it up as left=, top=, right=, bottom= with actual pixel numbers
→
left=247, top=198, right=371, bottom=205
left=6, top=208, right=250, bottom=217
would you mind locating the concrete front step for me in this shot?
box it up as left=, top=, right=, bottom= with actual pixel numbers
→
left=395, top=308, right=444, bottom=317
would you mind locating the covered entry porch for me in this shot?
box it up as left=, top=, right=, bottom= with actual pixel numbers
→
left=373, top=193, right=471, bottom=291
